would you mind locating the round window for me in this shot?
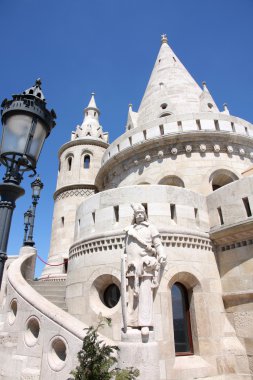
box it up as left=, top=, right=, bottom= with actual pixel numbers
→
left=48, top=337, right=67, bottom=371
left=8, top=299, right=17, bottom=325
left=25, top=317, right=40, bottom=346
left=103, top=284, right=120, bottom=308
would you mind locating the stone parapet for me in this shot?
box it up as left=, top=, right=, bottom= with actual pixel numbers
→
left=0, top=250, right=114, bottom=379
left=207, top=176, right=253, bottom=242
left=100, top=113, right=253, bottom=166
left=73, top=185, right=209, bottom=242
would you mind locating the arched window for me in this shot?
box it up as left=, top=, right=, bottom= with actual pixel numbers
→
left=67, top=157, right=72, bottom=171
left=172, top=282, right=193, bottom=355
left=158, top=175, right=184, bottom=187
left=84, top=155, right=90, bottom=169
left=209, top=169, right=239, bottom=191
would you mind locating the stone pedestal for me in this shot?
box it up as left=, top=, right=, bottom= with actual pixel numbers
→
left=118, top=329, right=160, bottom=380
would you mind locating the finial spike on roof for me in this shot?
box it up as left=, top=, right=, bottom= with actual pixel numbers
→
left=223, top=103, right=230, bottom=114
left=202, top=81, right=208, bottom=92
left=129, top=103, right=133, bottom=109
left=161, top=34, right=168, bottom=44
left=87, top=92, right=98, bottom=110
left=23, top=78, right=45, bottom=101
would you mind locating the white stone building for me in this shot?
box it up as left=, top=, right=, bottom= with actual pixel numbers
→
left=0, top=35, right=253, bottom=379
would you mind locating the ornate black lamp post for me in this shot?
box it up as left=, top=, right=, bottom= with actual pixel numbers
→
left=0, top=79, right=56, bottom=288
left=23, top=176, right=44, bottom=247
left=23, top=207, right=33, bottom=246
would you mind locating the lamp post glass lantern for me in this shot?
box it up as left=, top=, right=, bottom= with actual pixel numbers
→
left=0, top=79, right=56, bottom=288
left=24, top=176, right=44, bottom=247
left=23, top=208, right=33, bottom=246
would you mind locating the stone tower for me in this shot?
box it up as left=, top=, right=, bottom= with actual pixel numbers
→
left=41, top=94, right=109, bottom=279
left=1, top=36, right=253, bottom=380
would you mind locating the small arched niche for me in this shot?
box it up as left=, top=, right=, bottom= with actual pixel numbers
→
left=210, top=169, right=239, bottom=191
left=65, top=153, right=74, bottom=171
left=158, top=175, right=185, bottom=187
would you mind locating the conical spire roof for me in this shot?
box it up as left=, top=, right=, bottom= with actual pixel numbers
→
left=86, top=92, right=100, bottom=113
left=75, top=93, right=104, bottom=140
left=137, top=35, right=203, bottom=126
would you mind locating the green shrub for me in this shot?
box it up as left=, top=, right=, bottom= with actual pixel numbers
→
left=71, top=321, right=139, bottom=380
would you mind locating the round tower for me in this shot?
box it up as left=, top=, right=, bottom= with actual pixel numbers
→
left=41, top=94, right=109, bottom=279
left=65, top=37, right=252, bottom=379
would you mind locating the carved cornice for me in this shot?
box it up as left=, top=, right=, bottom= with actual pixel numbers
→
left=210, top=218, right=253, bottom=246
left=96, top=136, right=253, bottom=189
left=54, top=184, right=96, bottom=201
left=58, top=138, right=109, bottom=158
left=69, top=232, right=212, bottom=260
left=223, top=290, right=253, bottom=308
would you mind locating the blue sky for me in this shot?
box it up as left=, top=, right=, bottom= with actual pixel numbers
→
left=0, top=0, right=252, bottom=277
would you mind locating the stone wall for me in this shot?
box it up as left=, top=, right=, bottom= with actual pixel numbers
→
left=65, top=184, right=251, bottom=379
left=0, top=247, right=113, bottom=380
left=96, top=113, right=253, bottom=195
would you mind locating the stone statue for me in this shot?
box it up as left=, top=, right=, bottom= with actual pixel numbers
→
left=122, top=203, right=166, bottom=336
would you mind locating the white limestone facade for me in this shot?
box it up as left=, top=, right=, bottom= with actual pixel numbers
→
left=1, top=36, right=253, bottom=380
left=41, top=95, right=109, bottom=279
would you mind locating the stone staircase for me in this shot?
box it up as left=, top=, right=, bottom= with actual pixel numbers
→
left=29, top=280, right=68, bottom=312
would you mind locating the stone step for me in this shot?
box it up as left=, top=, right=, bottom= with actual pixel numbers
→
left=29, top=280, right=66, bottom=287
left=29, top=280, right=68, bottom=312
left=31, top=286, right=66, bottom=295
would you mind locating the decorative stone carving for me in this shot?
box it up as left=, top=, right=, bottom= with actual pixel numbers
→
left=239, top=148, right=245, bottom=156
left=171, top=147, right=177, bottom=155
left=122, top=204, right=166, bottom=338
left=185, top=145, right=192, bottom=153
left=199, top=144, right=206, bottom=153
left=213, top=144, right=220, bottom=153
left=227, top=145, right=233, bottom=154
left=158, top=150, right=164, bottom=158
left=145, top=155, right=151, bottom=162
left=56, top=188, right=95, bottom=201
left=134, top=160, right=138, bottom=165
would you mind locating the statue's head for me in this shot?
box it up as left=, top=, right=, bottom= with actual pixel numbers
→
left=131, top=203, right=147, bottom=224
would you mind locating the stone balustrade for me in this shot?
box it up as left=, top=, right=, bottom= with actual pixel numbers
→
left=101, top=113, right=253, bottom=165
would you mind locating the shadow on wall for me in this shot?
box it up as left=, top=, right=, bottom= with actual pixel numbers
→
left=209, top=169, right=239, bottom=191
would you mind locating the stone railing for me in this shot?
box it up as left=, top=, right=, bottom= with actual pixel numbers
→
left=101, top=113, right=253, bottom=165
left=1, top=247, right=114, bottom=379
left=207, top=176, right=253, bottom=245
left=73, top=185, right=209, bottom=243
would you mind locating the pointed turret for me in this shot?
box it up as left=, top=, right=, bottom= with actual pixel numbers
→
left=199, top=81, right=219, bottom=113
left=137, top=35, right=203, bottom=126
left=222, top=103, right=230, bottom=115
left=125, top=103, right=138, bottom=131
left=75, top=93, right=105, bottom=140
